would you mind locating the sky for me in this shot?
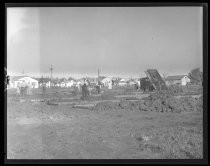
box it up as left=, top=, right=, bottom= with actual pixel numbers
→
left=7, top=7, right=203, bottom=79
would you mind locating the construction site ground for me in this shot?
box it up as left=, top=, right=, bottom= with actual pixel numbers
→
left=7, top=85, right=203, bottom=159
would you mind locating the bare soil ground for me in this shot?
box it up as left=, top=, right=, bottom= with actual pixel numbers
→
left=7, top=86, right=203, bottom=159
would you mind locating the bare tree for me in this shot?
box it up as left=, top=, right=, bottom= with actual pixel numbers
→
left=188, top=68, right=203, bottom=84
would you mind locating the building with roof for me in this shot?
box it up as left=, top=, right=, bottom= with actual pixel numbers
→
left=101, top=77, right=112, bottom=87
left=66, top=80, right=76, bottom=87
left=60, top=82, right=66, bottom=88
left=165, top=75, right=190, bottom=86
left=118, top=78, right=128, bottom=86
left=9, top=76, right=39, bottom=88
left=96, top=76, right=106, bottom=83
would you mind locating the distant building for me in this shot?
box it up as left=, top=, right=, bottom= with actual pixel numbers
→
left=96, top=76, right=106, bottom=83
left=76, top=80, right=82, bottom=86
left=118, top=79, right=127, bottom=86
left=165, top=75, right=190, bottom=86
left=51, top=80, right=59, bottom=87
left=46, top=81, right=51, bottom=88
left=66, top=80, right=76, bottom=87
left=101, top=77, right=112, bottom=87
left=112, top=77, right=121, bottom=86
left=9, top=76, right=39, bottom=88
left=127, top=79, right=137, bottom=86
left=57, top=78, right=67, bottom=88
left=59, top=82, right=65, bottom=88
left=38, top=78, right=50, bottom=88
left=136, top=79, right=141, bottom=87
left=86, top=77, right=97, bottom=84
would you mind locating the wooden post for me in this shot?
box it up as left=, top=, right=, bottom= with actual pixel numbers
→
left=49, top=64, right=53, bottom=87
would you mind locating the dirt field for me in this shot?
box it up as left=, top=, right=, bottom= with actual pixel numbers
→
left=7, top=86, right=203, bottom=159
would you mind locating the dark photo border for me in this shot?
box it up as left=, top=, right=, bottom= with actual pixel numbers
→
left=2, top=2, right=208, bottom=165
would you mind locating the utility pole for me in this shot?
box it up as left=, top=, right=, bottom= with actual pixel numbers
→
left=22, top=69, right=24, bottom=75
left=98, top=68, right=100, bottom=84
left=49, top=64, right=53, bottom=82
left=97, top=68, right=100, bottom=94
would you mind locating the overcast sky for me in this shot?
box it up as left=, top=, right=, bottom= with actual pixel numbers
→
left=7, top=7, right=203, bottom=78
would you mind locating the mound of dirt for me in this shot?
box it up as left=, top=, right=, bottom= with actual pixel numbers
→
left=119, top=100, right=141, bottom=110
left=94, top=100, right=146, bottom=111
left=93, top=91, right=203, bottom=113
left=143, top=91, right=182, bottom=113
left=94, top=101, right=120, bottom=111
left=142, top=91, right=202, bottom=113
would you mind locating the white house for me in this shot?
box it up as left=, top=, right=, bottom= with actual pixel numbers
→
left=165, top=75, right=190, bottom=86
left=101, top=77, right=112, bottom=87
left=8, top=76, right=21, bottom=89
left=135, top=79, right=141, bottom=87
left=46, top=81, right=51, bottom=88
left=55, top=83, right=60, bottom=87
left=127, top=79, right=137, bottom=86
left=75, top=81, right=82, bottom=91
left=60, top=82, right=66, bottom=88
left=76, top=81, right=82, bottom=85
left=118, top=78, right=128, bottom=86
left=66, top=80, right=76, bottom=87
left=9, top=76, right=39, bottom=88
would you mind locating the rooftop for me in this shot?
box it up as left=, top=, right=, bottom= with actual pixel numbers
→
left=165, top=75, right=188, bottom=81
